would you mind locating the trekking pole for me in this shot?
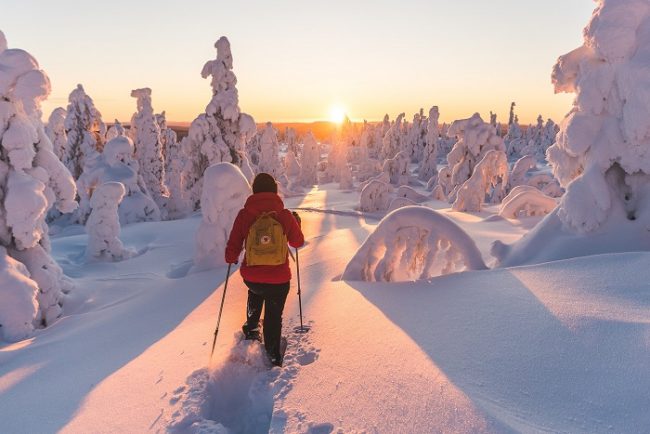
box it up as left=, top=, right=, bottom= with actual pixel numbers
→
left=295, top=247, right=308, bottom=333
left=209, top=263, right=232, bottom=362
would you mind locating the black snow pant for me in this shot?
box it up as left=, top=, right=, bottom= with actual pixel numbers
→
left=242, top=280, right=290, bottom=359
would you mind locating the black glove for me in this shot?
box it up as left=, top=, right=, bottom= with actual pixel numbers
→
left=292, top=211, right=301, bottom=227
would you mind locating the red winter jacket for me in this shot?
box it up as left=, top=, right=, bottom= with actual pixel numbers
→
left=225, top=192, right=304, bottom=284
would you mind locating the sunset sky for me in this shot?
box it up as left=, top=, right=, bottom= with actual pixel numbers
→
left=3, top=0, right=594, bottom=125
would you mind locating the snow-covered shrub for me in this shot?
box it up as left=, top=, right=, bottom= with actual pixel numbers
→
left=387, top=196, right=416, bottom=212
left=0, top=33, right=78, bottom=330
left=77, top=136, right=160, bottom=224
left=342, top=206, right=487, bottom=282
left=63, top=84, right=106, bottom=179
left=359, top=179, right=392, bottom=212
left=0, top=246, right=38, bottom=342
left=105, top=119, right=127, bottom=142
left=129, top=88, right=168, bottom=211
left=509, top=155, right=537, bottom=189
left=193, top=163, right=251, bottom=270
left=86, top=182, right=131, bottom=260
left=452, top=150, right=508, bottom=212
left=395, top=185, right=428, bottom=203
left=382, top=150, right=410, bottom=186
left=499, top=186, right=557, bottom=219
left=45, top=107, right=67, bottom=160
left=182, top=37, right=257, bottom=211
left=298, top=131, right=320, bottom=187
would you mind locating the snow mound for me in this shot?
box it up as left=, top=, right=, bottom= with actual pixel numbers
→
left=343, top=206, right=487, bottom=282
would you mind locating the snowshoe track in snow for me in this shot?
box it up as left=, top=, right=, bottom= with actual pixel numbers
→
left=166, top=321, right=319, bottom=433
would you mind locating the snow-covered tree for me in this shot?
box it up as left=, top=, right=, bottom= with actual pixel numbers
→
left=156, top=112, right=185, bottom=218
left=258, top=122, right=283, bottom=178
left=343, top=206, right=487, bottom=282
left=86, top=182, right=132, bottom=261
left=193, top=163, right=251, bottom=271
left=77, top=136, right=160, bottom=224
left=418, top=106, right=440, bottom=182
left=63, top=84, right=106, bottom=179
left=452, top=150, right=509, bottom=212
left=0, top=32, right=78, bottom=333
left=129, top=88, right=168, bottom=212
left=45, top=107, right=67, bottom=160
left=381, top=113, right=405, bottom=160
left=443, top=113, right=506, bottom=201
left=298, top=131, right=320, bottom=186
left=545, top=0, right=650, bottom=233
left=284, top=127, right=298, bottom=156
left=181, top=36, right=257, bottom=211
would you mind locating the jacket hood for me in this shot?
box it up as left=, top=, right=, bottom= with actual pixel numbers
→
left=243, top=192, right=285, bottom=214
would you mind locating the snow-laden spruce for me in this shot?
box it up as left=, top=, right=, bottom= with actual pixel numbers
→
left=86, top=182, right=132, bottom=261
left=63, top=84, right=106, bottom=179
left=0, top=31, right=78, bottom=335
left=77, top=136, right=161, bottom=224
left=129, top=88, right=168, bottom=213
left=193, top=163, right=251, bottom=271
left=343, top=206, right=487, bottom=282
left=545, top=0, right=650, bottom=233
left=45, top=107, right=67, bottom=160
left=493, top=0, right=650, bottom=266
left=181, top=36, right=256, bottom=212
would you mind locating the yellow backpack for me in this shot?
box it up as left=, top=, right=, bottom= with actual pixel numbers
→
left=245, top=212, right=288, bottom=266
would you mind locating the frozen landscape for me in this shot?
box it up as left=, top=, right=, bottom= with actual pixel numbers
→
left=2, top=0, right=650, bottom=432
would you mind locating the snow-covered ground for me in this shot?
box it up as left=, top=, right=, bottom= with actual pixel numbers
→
left=1, top=185, right=649, bottom=433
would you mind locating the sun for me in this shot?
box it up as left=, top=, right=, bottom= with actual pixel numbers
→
left=329, top=105, right=347, bottom=124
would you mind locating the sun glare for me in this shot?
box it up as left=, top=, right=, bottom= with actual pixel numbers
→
left=329, top=105, right=347, bottom=124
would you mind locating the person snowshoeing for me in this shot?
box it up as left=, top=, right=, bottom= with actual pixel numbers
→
left=225, top=172, right=304, bottom=366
